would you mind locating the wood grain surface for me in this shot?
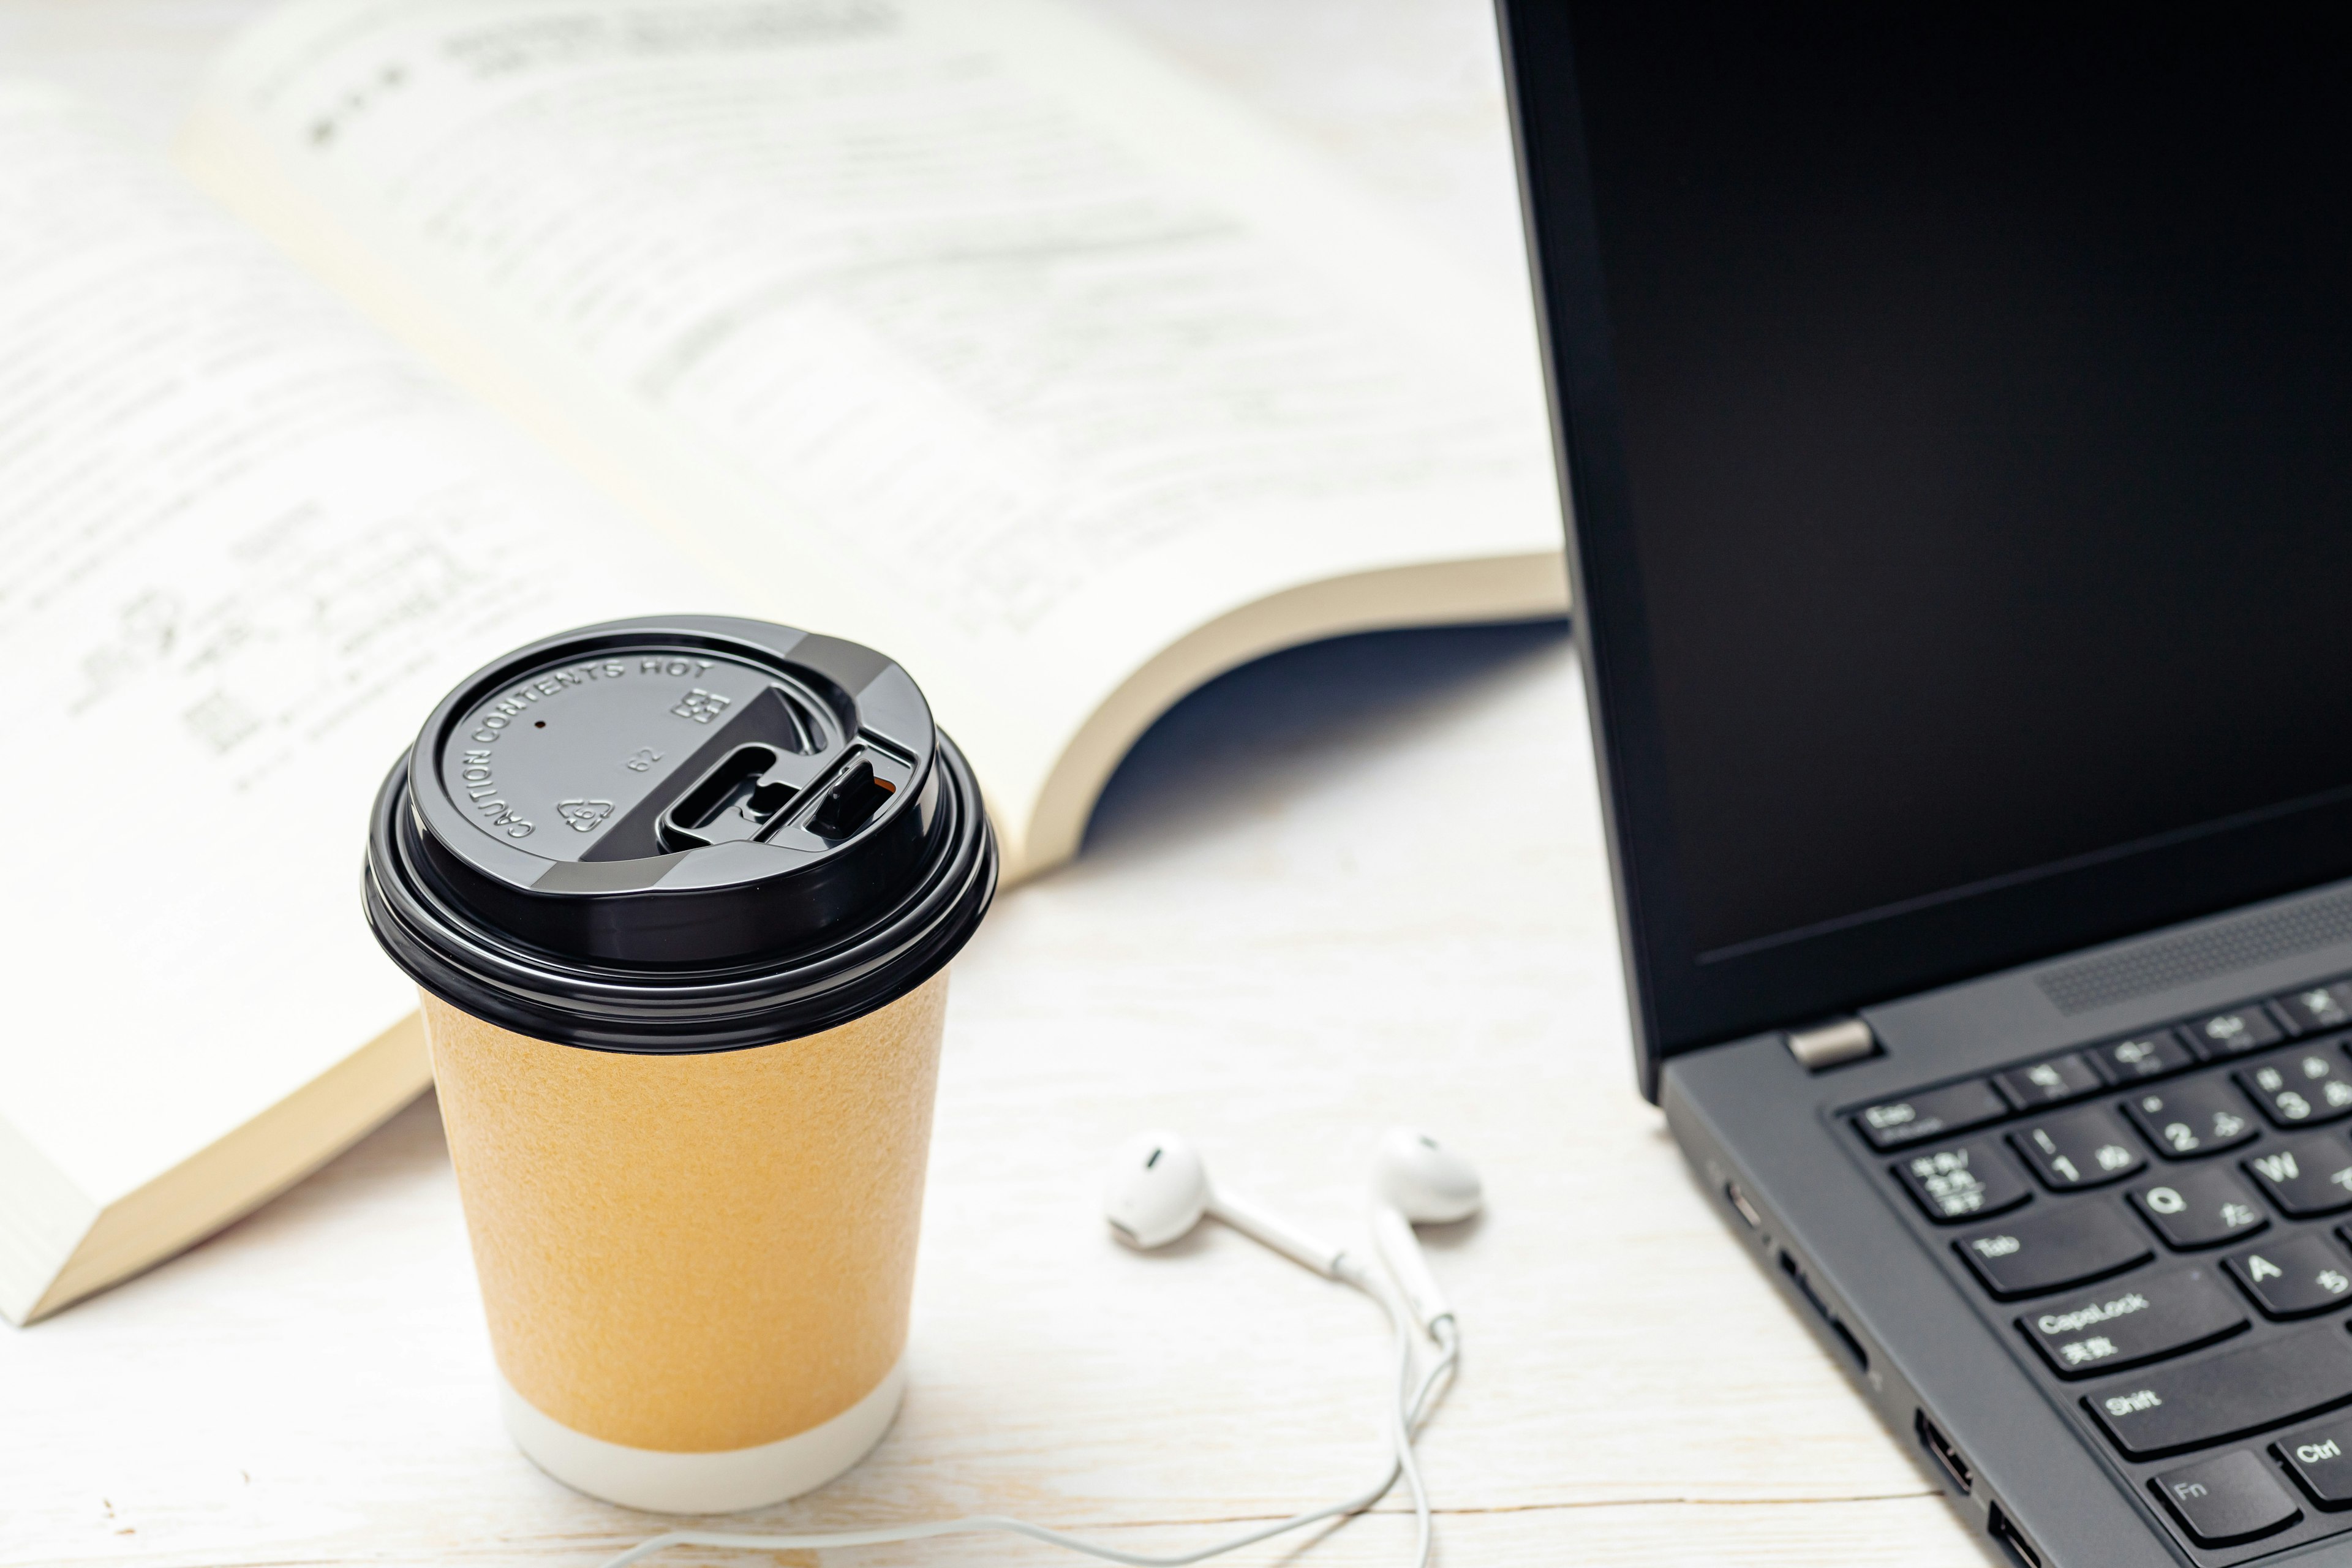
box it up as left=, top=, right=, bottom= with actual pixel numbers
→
left=2, top=626, right=1992, bottom=1567
left=0, top=4, right=1994, bottom=1563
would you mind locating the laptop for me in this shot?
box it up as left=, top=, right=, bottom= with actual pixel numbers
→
left=1498, top=7, right=2352, bottom=1564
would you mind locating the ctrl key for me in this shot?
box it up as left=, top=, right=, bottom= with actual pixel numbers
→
left=2276, top=1415, right=2352, bottom=1510
left=2150, top=1449, right=2302, bottom=1548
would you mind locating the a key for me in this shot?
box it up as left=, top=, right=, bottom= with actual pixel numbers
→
left=2275, top=1414, right=2352, bottom=1510
left=2244, top=1134, right=2352, bottom=1218
left=2084, top=1322, right=2352, bottom=1459
left=2239, top=1050, right=2352, bottom=1127
left=2225, top=1232, right=2352, bottom=1318
left=1853, top=1079, right=2008, bottom=1151
left=2276, top=982, right=2352, bottom=1036
left=1956, top=1202, right=2152, bottom=1300
left=2011, top=1106, right=2145, bottom=1190
left=1994, top=1052, right=2105, bottom=1109
left=2189, top=1007, right=2286, bottom=1060
left=2096, top=1029, right=2196, bottom=1083
left=1890, top=1139, right=2031, bottom=1224
left=2016, top=1265, right=2247, bottom=1379
left=2128, top=1167, right=2267, bottom=1250
left=2149, top=1449, right=2303, bottom=1548
left=2120, top=1079, right=2258, bottom=1159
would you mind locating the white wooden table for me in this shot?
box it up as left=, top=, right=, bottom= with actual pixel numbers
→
left=0, top=5, right=1994, bottom=1564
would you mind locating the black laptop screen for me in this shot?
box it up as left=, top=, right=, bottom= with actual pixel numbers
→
left=1506, top=6, right=2352, bottom=1082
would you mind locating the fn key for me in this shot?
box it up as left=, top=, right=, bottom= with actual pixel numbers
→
left=2151, top=1449, right=2302, bottom=1548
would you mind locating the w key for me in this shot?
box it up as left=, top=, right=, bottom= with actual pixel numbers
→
left=2244, top=1134, right=2352, bottom=1218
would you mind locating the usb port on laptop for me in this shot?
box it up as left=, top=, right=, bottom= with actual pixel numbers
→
left=1779, top=1250, right=1869, bottom=1372
left=1988, top=1503, right=2042, bottom=1568
left=1915, top=1411, right=1972, bottom=1494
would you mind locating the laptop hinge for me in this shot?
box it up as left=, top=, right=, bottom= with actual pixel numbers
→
left=1785, top=1017, right=1879, bottom=1071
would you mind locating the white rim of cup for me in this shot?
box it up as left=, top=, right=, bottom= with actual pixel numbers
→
left=499, top=1357, right=908, bottom=1513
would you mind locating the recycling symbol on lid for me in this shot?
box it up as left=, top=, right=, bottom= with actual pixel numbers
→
left=557, top=798, right=616, bottom=833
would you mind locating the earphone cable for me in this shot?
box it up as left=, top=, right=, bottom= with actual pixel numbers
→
left=1395, top=1316, right=1458, bottom=1568
left=595, top=1268, right=1458, bottom=1568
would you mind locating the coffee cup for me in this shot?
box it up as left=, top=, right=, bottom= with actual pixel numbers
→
left=363, top=616, right=995, bottom=1512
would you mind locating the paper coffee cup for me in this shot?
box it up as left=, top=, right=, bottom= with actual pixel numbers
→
left=363, top=617, right=995, bottom=1512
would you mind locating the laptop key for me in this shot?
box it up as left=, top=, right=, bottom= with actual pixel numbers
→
left=2224, top=1232, right=2352, bottom=1318
left=1890, top=1139, right=2031, bottom=1224
left=2010, top=1106, right=2145, bottom=1190
left=2096, top=1028, right=2196, bottom=1084
left=1853, top=1080, right=2007, bottom=1151
left=2277, top=982, right=2352, bottom=1036
left=2244, top=1135, right=2352, bottom=1218
left=1994, top=1051, right=2105, bottom=1109
left=2239, top=1050, right=2352, bottom=1127
left=2016, top=1265, right=2246, bottom=1379
left=2084, top=1322, right=2352, bottom=1459
left=2129, top=1167, right=2267, bottom=1250
left=2149, top=1449, right=2303, bottom=1548
left=1957, top=1202, right=2152, bottom=1299
left=2275, top=1414, right=2352, bottom=1510
left=2121, top=1080, right=2258, bottom=1159
left=2189, top=1006, right=2286, bottom=1060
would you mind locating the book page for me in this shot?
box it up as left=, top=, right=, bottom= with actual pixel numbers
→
left=0, top=85, right=728, bottom=1212
left=182, top=0, right=1566, bottom=873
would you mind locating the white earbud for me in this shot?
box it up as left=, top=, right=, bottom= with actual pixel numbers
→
left=609, top=1127, right=1474, bottom=1568
left=1103, top=1129, right=1348, bottom=1278
left=1101, top=1128, right=1210, bottom=1247
left=1368, top=1127, right=1482, bottom=1333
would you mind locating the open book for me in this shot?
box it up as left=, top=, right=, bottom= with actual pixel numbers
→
left=0, top=0, right=1563, bottom=1324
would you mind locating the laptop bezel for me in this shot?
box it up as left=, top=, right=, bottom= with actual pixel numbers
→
left=1494, top=2, right=2352, bottom=1099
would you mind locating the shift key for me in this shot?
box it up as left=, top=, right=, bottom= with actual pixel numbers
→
left=1956, top=1201, right=2152, bottom=1300
left=2085, top=1322, right=2352, bottom=1460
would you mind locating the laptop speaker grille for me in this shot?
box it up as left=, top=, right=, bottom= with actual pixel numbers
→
left=2038, top=888, right=2352, bottom=1016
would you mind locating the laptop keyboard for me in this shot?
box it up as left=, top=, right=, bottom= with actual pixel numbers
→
left=1849, top=980, right=2352, bottom=1559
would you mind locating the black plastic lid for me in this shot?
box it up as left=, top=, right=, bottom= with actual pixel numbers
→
left=363, top=616, right=996, bottom=1052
